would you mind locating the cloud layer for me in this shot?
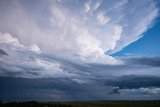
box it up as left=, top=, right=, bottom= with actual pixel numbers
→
left=0, top=43, right=160, bottom=100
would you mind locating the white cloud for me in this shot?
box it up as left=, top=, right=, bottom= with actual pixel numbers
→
left=97, top=12, right=110, bottom=25
left=122, top=87, right=160, bottom=95
left=93, top=0, right=102, bottom=11
left=27, top=44, right=41, bottom=54
left=0, top=0, right=158, bottom=64
left=0, top=32, right=41, bottom=54
left=84, top=1, right=91, bottom=13
left=140, top=87, right=160, bottom=95
left=111, top=0, right=158, bottom=53
left=84, top=0, right=102, bottom=14
left=0, top=32, right=24, bottom=48
left=72, top=78, right=86, bottom=84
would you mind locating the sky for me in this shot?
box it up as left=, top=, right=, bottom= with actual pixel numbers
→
left=0, top=0, right=160, bottom=101
left=112, top=18, right=160, bottom=56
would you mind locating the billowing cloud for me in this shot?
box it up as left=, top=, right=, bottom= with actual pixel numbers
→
left=0, top=0, right=158, bottom=64
left=0, top=32, right=24, bottom=48
left=0, top=32, right=41, bottom=54
left=27, top=44, right=41, bottom=54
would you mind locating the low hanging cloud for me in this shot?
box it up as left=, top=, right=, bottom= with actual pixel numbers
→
left=0, top=44, right=160, bottom=101
left=121, top=87, right=160, bottom=95
left=0, top=0, right=158, bottom=64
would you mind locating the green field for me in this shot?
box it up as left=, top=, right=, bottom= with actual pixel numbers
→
left=1, top=101, right=160, bottom=107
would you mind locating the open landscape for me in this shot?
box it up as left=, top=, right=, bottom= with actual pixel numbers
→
left=1, top=101, right=160, bottom=107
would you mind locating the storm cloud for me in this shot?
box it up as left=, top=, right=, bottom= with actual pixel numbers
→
left=0, top=0, right=160, bottom=101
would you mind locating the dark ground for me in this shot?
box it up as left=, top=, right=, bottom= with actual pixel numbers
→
left=0, top=100, right=160, bottom=107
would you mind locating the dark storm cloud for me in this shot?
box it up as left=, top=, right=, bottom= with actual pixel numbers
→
left=108, top=87, right=120, bottom=95
left=0, top=76, right=114, bottom=101
left=1, top=75, right=160, bottom=101
left=99, top=75, right=160, bottom=89
left=1, top=42, right=160, bottom=101
left=0, top=60, right=41, bottom=77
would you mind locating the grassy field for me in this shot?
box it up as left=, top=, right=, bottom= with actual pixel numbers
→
left=0, top=101, right=160, bottom=107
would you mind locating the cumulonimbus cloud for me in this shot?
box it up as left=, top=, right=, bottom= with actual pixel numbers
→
left=0, top=0, right=159, bottom=64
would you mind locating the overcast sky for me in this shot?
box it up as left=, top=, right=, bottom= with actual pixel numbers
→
left=0, top=0, right=160, bottom=101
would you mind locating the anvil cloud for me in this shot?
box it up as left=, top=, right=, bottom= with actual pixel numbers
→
left=0, top=0, right=158, bottom=64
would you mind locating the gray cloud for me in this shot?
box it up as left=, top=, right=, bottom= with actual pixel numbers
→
left=1, top=76, right=160, bottom=101
left=0, top=49, right=8, bottom=56
left=122, top=56, right=160, bottom=67
left=99, top=75, right=160, bottom=89
left=0, top=76, right=114, bottom=101
left=1, top=48, right=160, bottom=101
left=1, top=44, right=160, bottom=81
left=108, top=87, right=121, bottom=95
